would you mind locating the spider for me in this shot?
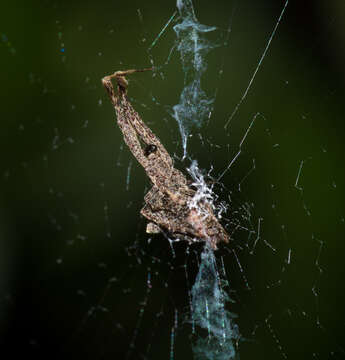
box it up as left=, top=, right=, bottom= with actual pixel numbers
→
left=102, top=68, right=229, bottom=249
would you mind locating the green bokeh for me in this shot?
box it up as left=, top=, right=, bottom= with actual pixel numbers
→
left=1, top=0, right=344, bottom=359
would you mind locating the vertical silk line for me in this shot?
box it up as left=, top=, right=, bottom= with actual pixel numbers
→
left=191, top=246, right=240, bottom=359
left=173, top=0, right=217, bottom=158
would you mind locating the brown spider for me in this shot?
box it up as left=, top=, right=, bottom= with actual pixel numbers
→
left=102, top=68, right=229, bottom=249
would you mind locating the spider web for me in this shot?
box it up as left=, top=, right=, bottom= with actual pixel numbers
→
left=1, top=0, right=345, bottom=359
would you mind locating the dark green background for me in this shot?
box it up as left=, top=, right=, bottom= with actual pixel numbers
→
left=1, top=0, right=344, bottom=359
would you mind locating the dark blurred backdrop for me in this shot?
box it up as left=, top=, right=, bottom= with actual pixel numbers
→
left=1, top=0, right=344, bottom=359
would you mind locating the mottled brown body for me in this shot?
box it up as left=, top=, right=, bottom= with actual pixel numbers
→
left=102, top=69, right=229, bottom=249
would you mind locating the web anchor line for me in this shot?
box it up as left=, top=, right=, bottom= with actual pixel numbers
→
left=224, top=0, right=289, bottom=129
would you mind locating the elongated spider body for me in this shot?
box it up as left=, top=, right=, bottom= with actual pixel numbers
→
left=102, top=69, right=229, bottom=249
